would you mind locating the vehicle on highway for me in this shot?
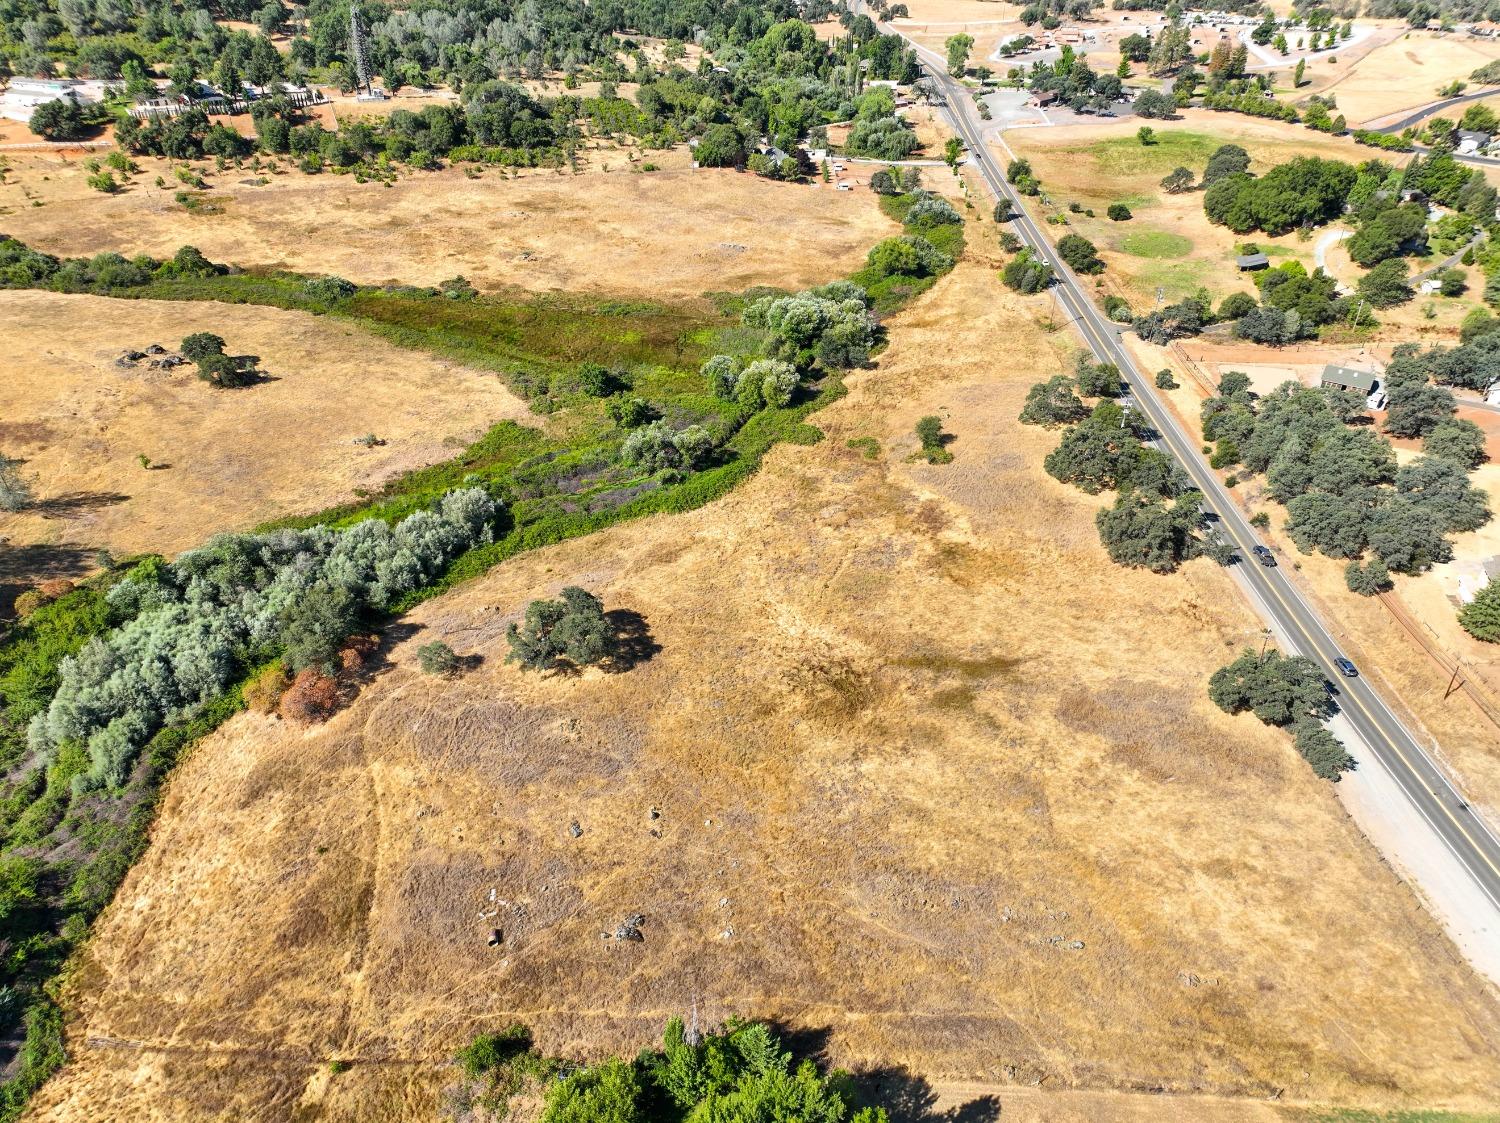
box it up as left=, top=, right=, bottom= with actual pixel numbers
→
left=1335, top=657, right=1359, bottom=678
left=1251, top=545, right=1276, bottom=567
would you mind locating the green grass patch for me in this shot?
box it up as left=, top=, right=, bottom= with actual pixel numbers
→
left=846, top=436, right=880, bottom=459
left=1119, top=230, right=1195, bottom=259
left=1296, top=1111, right=1500, bottom=1123
left=1063, top=129, right=1227, bottom=179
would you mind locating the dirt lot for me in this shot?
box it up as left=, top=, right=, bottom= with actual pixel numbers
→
left=0, top=152, right=897, bottom=299
left=29, top=249, right=1500, bottom=1121
left=0, top=291, right=530, bottom=606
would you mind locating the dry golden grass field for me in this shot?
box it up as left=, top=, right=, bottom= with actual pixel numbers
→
left=0, top=153, right=896, bottom=299
left=0, top=291, right=530, bottom=604
left=1315, top=31, right=1500, bottom=127
left=30, top=252, right=1500, bottom=1122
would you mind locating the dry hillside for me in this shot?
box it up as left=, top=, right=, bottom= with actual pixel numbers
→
left=30, top=255, right=1500, bottom=1122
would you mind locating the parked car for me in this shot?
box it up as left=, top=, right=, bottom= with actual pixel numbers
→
left=1335, top=657, right=1358, bottom=678
left=1251, top=545, right=1276, bottom=566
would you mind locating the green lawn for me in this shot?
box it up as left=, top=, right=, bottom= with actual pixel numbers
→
left=1058, top=129, right=1227, bottom=180
left=1119, top=229, right=1195, bottom=258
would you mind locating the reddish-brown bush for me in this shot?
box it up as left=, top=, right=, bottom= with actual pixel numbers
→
left=37, top=578, right=76, bottom=600
left=278, top=668, right=343, bottom=724
left=338, top=634, right=379, bottom=674
left=244, top=663, right=292, bottom=714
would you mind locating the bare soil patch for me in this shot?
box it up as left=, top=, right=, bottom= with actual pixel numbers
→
left=0, top=154, right=897, bottom=300
left=0, top=290, right=530, bottom=594
left=32, top=258, right=1500, bottom=1121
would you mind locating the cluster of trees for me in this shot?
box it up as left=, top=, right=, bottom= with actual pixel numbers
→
left=843, top=86, right=919, bottom=160
left=0, top=236, right=222, bottom=294
left=1203, top=156, right=1356, bottom=235
left=1020, top=356, right=1217, bottom=573
left=506, top=587, right=614, bottom=671
left=743, top=281, right=878, bottom=368
left=1207, top=650, right=1353, bottom=780
left=1021, top=43, right=1128, bottom=115
left=1200, top=366, right=1489, bottom=580
left=1002, top=247, right=1054, bottom=294
left=469, top=1018, right=890, bottom=1122
left=1230, top=260, right=1366, bottom=344
left=181, top=332, right=258, bottom=388
left=27, top=489, right=499, bottom=791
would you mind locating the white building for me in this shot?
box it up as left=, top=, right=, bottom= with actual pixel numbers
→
left=0, top=78, right=108, bottom=124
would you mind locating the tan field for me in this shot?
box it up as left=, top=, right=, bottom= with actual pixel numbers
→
left=0, top=291, right=530, bottom=604
left=29, top=249, right=1500, bottom=1122
left=1316, top=31, right=1500, bottom=127
left=0, top=153, right=897, bottom=299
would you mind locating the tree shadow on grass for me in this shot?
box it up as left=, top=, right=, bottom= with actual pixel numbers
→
left=603, top=608, right=660, bottom=673
left=33, top=491, right=130, bottom=518
left=852, top=1066, right=1002, bottom=1123
left=0, top=542, right=97, bottom=618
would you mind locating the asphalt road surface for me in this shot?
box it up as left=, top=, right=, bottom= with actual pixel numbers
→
left=879, top=18, right=1500, bottom=915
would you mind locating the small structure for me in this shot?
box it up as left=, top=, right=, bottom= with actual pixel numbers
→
left=1321, top=363, right=1386, bottom=409
left=1485, top=379, right=1500, bottom=406
left=1457, top=129, right=1491, bottom=155
left=1028, top=89, right=1060, bottom=108
left=1236, top=252, right=1270, bottom=271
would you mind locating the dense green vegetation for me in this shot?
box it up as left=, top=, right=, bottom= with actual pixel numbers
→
left=10, top=0, right=920, bottom=181
left=1208, top=650, right=1353, bottom=780
left=1200, top=359, right=1489, bottom=578
left=1019, top=355, right=1217, bottom=575
left=450, top=1018, right=890, bottom=1122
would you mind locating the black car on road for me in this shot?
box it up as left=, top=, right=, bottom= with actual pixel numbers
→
left=1251, top=545, right=1276, bottom=567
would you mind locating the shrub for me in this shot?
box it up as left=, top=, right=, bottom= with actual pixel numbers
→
left=506, top=586, right=613, bottom=671
left=915, top=415, right=952, bottom=463
left=1107, top=203, right=1132, bottom=221
left=1156, top=369, right=1177, bottom=389
left=279, top=667, right=342, bottom=723
left=304, top=275, right=357, bottom=301
left=417, top=640, right=460, bottom=676
left=0, top=454, right=34, bottom=512
left=621, top=420, right=716, bottom=472
left=903, top=192, right=962, bottom=228
left=1461, top=579, right=1500, bottom=642
left=1057, top=234, right=1104, bottom=274
left=1001, top=248, right=1053, bottom=293
left=243, top=663, right=292, bottom=713
left=606, top=397, right=654, bottom=428
left=180, top=332, right=226, bottom=362
left=864, top=235, right=953, bottom=280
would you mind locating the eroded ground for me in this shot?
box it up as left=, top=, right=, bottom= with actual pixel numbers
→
left=32, top=254, right=1500, bottom=1122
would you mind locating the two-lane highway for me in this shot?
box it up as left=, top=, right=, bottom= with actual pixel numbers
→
left=882, top=23, right=1500, bottom=914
